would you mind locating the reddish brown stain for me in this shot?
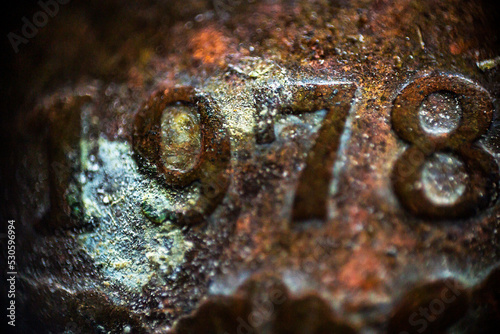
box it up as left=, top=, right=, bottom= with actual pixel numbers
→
left=190, top=27, right=229, bottom=66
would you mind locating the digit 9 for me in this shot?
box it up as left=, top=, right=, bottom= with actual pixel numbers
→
left=133, top=86, right=231, bottom=226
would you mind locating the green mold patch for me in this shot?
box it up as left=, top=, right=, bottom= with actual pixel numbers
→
left=76, top=137, right=194, bottom=292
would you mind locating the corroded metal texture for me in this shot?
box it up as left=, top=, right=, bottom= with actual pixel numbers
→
left=1, top=0, right=500, bottom=333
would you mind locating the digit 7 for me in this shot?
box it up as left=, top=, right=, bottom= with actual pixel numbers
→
left=254, top=82, right=357, bottom=223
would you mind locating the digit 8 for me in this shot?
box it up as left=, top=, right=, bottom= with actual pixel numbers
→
left=391, top=73, right=499, bottom=219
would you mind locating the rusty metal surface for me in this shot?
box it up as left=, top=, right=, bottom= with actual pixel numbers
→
left=1, top=0, right=500, bottom=333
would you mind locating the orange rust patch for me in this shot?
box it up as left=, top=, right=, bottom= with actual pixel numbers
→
left=236, top=214, right=252, bottom=234
left=449, top=41, right=467, bottom=55
left=189, top=27, right=228, bottom=66
left=338, top=250, right=384, bottom=290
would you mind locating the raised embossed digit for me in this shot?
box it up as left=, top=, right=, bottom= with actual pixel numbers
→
left=391, top=73, right=499, bottom=219
left=254, top=82, right=357, bottom=222
left=133, top=86, right=231, bottom=226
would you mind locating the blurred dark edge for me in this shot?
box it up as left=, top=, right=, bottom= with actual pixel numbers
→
left=0, top=2, right=42, bottom=332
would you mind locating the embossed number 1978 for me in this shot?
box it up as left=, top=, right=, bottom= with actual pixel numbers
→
left=133, top=73, right=498, bottom=225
